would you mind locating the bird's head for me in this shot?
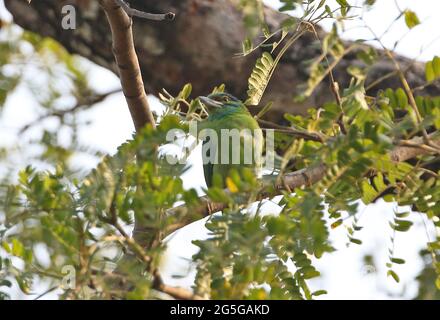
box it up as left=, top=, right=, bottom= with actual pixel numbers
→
left=199, top=93, right=242, bottom=113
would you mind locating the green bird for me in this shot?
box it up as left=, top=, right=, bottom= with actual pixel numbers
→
left=197, top=93, right=263, bottom=188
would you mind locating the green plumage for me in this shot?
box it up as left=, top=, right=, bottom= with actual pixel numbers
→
left=198, top=93, right=263, bottom=188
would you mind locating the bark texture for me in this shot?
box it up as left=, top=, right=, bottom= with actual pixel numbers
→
left=4, top=0, right=440, bottom=123
left=99, top=0, right=156, bottom=131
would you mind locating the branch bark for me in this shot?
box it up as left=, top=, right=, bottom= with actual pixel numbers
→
left=152, top=271, right=204, bottom=300
left=99, top=0, right=157, bottom=130
left=164, top=133, right=440, bottom=237
left=96, top=1, right=195, bottom=299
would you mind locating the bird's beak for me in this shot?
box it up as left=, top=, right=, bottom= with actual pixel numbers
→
left=199, top=96, right=222, bottom=110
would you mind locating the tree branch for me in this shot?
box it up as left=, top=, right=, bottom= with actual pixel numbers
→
left=257, top=119, right=326, bottom=142
left=100, top=0, right=161, bottom=131
left=19, top=88, right=122, bottom=134
left=391, top=133, right=440, bottom=162
left=115, top=0, right=175, bottom=21
left=165, top=133, right=440, bottom=237
left=152, top=271, right=204, bottom=300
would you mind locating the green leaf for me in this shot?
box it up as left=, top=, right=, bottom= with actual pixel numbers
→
left=1, top=241, right=11, bottom=253
left=242, top=38, right=253, bottom=55
left=394, top=219, right=413, bottom=232
left=387, top=269, right=400, bottom=283
left=390, top=257, right=405, bottom=264
left=331, top=219, right=343, bottom=229
left=16, top=275, right=32, bottom=294
left=246, top=52, right=274, bottom=105
left=395, top=212, right=410, bottom=218
left=336, top=0, right=349, bottom=6
left=11, top=239, right=24, bottom=257
left=349, top=237, right=362, bottom=245
left=302, top=268, right=320, bottom=279
left=395, top=88, right=408, bottom=108
left=301, top=267, right=320, bottom=279
left=325, top=5, right=333, bottom=18
left=433, top=56, right=440, bottom=77
left=336, top=0, right=349, bottom=16
left=279, top=0, right=297, bottom=12
left=385, top=88, right=398, bottom=108
left=0, top=280, right=12, bottom=288
left=181, top=83, right=192, bottom=100
left=428, top=241, right=440, bottom=251
left=205, top=187, right=231, bottom=204
left=404, top=10, right=420, bottom=29
left=312, top=290, right=328, bottom=296
left=317, top=0, right=326, bottom=10
left=357, top=48, right=377, bottom=65
left=426, top=61, right=435, bottom=82
left=361, top=180, right=377, bottom=204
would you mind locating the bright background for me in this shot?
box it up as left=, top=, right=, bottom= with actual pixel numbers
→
left=0, top=0, right=439, bottom=299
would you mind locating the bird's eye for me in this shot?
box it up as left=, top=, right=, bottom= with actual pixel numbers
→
left=223, top=96, right=230, bottom=102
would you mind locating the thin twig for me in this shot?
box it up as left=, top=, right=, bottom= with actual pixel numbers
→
left=396, top=139, right=440, bottom=155
left=19, top=89, right=121, bottom=134
left=152, top=270, right=204, bottom=300
left=115, top=0, right=175, bottom=21
left=306, top=21, right=348, bottom=135
left=103, top=187, right=153, bottom=264
left=258, top=118, right=325, bottom=142
left=385, top=50, right=432, bottom=143
left=364, top=24, right=439, bottom=150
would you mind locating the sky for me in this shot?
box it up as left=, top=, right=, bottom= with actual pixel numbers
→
left=0, top=0, right=439, bottom=299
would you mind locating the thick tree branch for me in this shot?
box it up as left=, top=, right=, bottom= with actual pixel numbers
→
left=99, top=0, right=158, bottom=130
left=165, top=133, right=440, bottom=237
left=97, top=1, right=197, bottom=299
left=392, top=134, right=440, bottom=161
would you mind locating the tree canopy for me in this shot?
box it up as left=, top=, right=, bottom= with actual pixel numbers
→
left=0, top=0, right=439, bottom=300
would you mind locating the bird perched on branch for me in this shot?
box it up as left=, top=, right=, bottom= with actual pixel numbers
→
left=197, top=93, right=263, bottom=188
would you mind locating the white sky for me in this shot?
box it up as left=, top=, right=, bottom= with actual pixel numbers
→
left=1, top=0, right=439, bottom=299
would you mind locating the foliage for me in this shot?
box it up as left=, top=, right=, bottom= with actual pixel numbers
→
left=1, top=116, right=199, bottom=299
left=0, top=0, right=439, bottom=300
